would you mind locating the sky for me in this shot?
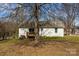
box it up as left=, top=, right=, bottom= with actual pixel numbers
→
left=0, top=3, right=63, bottom=18
left=0, top=3, right=16, bottom=18
left=0, top=3, right=79, bottom=26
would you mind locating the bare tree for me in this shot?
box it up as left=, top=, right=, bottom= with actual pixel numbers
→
left=9, top=3, right=40, bottom=42
left=31, top=3, right=51, bottom=43
left=32, top=4, right=39, bottom=43
left=62, top=3, right=79, bottom=35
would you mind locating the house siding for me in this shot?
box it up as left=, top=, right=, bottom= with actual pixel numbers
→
left=19, top=28, right=29, bottom=38
left=39, top=28, right=64, bottom=37
left=19, top=28, right=64, bottom=38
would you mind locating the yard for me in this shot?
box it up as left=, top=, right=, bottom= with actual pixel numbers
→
left=0, top=36, right=79, bottom=56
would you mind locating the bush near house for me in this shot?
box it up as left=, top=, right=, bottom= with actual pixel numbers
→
left=0, top=21, right=18, bottom=40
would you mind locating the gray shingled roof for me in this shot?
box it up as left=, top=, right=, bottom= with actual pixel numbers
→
left=19, top=19, right=64, bottom=28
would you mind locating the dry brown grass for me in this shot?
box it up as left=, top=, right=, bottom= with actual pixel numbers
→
left=0, top=38, right=79, bottom=56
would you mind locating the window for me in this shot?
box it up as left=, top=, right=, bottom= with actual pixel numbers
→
left=41, top=28, right=43, bottom=31
left=55, top=28, right=58, bottom=33
left=29, top=28, right=34, bottom=32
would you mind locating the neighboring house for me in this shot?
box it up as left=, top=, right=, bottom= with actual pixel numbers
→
left=19, top=19, right=64, bottom=38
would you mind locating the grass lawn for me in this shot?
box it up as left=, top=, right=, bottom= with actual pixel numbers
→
left=0, top=36, right=79, bottom=56
left=42, top=35, right=79, bottom=42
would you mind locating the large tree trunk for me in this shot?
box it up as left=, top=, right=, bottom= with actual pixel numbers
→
left=34, top=3, right=39, bottom=43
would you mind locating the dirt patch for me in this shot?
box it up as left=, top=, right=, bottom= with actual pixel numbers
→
left=0, top=40, right=79, bottom=56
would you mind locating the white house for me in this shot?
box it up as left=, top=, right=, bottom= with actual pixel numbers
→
left=39, top=28, right=64, bottom=37
left=19, top=19, right=64, bottom=38
left=40, top=19, right=64, bottom=37
left=19, top=28, right=29, bottom=38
